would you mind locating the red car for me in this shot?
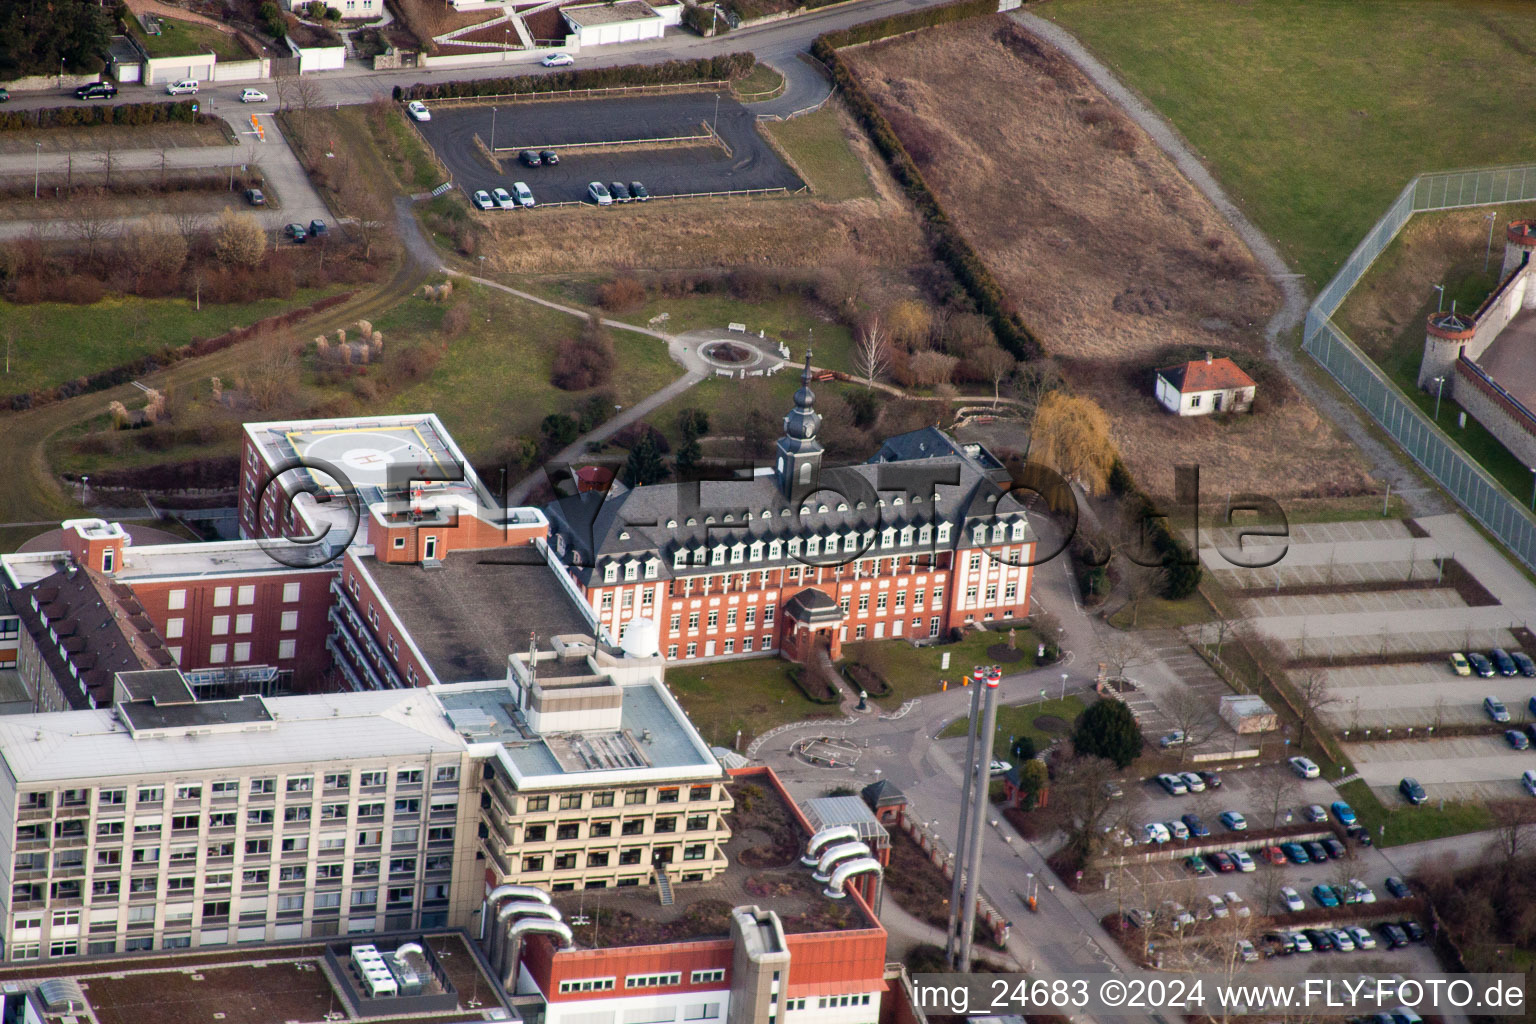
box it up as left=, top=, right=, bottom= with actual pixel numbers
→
left=1263, top=846, right=1287, bottom=866
left=1208, top=852, right=1236, bottom=873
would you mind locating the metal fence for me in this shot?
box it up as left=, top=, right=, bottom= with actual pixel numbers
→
left=1302, top=162, right=1536, bottom=572
left=425, top=81, right=730, bottom=107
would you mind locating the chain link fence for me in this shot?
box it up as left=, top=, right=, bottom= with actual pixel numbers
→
left=1303, top=162, right=1536, bottom=572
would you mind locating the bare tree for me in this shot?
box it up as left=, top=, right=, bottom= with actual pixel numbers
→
left=1099, top=631, right=1148, bottom=681
left=1253, top=768, right=1299, bottom=828
left=348, top=185, right=391, bottom=261
left=172, top=209, right=203, bottom=250
left=908, top=350, right=958, bottom=389
left=972, top=344, right=1015, bottom=407
left=853, top=314, right=891, bottom=389
left=1487, top=801, right=1536, bottom=881
left=885, top=299, right=932, bottom=350
left=1160, top=687, right=1221, bottom=764
left=238, top=330, right=300, bottom=412
left=70, top=201, right=118, bottom=263
left=99, top=139, right=116, bottom=190
left=1120, top=560, right=1168, bottom=627
left=1293, top=668, right=1339, bottom=753
left=289, top=74, right=326, bottom=143
left=126, top=215, right=188, bottom=278
left=1039, top=753, right=1126, bottom=862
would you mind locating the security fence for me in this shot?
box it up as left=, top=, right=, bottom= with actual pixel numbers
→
left=1302, top=162, right=1536, bottom=572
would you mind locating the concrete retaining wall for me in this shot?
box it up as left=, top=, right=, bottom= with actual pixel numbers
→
left=1, top=73, right=103, bottom=93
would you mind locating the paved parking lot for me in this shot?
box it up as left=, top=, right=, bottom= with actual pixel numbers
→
left=1324, top=662, right=1536, bottom=730
left=414, top=93, right=803, bottom=205
left=1351, top=736, right=1536, bottom=803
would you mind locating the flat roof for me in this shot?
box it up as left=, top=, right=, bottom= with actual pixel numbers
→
left=361, top=546, right=594, bottom=684
left=551, top=777, right=876, bottom=947
left=0, top=689, right=464, bottom=784
left=563, top=1, right=659, bottom=25
left=436, top=677, right=719, bottom=783
left=243, top=413, right=495, bottom=514
left=2, top=539, right=336, bottom=589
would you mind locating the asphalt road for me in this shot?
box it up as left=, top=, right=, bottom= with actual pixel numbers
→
left=417, top=93, right=800, bottom=203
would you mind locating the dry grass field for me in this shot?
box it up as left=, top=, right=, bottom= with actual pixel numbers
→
left=848, top=17, right=1374, bottom=499
left=481, top=110, right=924, bottom=275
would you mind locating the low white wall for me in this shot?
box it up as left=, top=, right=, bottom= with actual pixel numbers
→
left=211, top=58, right=271, bottom=82
left=653, top=1, right=684, bottom=25
left=0, top=73, right=102, bottom=93
left=144, top=52, right=216, bottom=85
left=293, top=42, right=346, bottom=73
left=420, top=46, right=575, bottom=69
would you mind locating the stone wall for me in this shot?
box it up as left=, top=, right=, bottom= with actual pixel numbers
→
left=1451, top=357, right=1536, bottom=469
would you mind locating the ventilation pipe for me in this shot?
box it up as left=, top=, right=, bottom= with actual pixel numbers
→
left=489, top=900, right=562, bottom=975
left=393, top=942, right=424, bottom=963
left=823, top=857, right=883, bottom=900
left=482, top=885, right=555, bottom=967
left=502, top=918, right=574, bottom=990
left=801, top=824, right=861, bottom=866
left=812, top=841, right=871, bottom=883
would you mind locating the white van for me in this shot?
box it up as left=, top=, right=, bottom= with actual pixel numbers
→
left=1522, top=769, right=1536, bottom=797
left=166, top=79, right=199, bottom=95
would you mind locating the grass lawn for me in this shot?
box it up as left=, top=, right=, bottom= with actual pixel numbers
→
left=380, top=282, right=681, bottom=458
left=1336, top=778, right=1493, bottom=847
left=844, top=628, right=1040, bottom=708
left=1041, top=0, right=1536, bottom=287
left=0, top=289, right=344, bottom=400
left=733, top=63, right=787, bottom=101
left=624, top=292, right=856, bottom=373
left=940, top=694, right=1088, bottom=757
left=1107, top=593, right=1212, bottom=631
left=665, top=657, right=837, bottom=749
left=762, top=108, right=875, bottom=202
left=135, top=17, right=250, bottom=61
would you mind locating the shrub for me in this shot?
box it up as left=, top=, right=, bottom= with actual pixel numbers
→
left=213, top=208, right=266, bottom=268
left=440, top=302, right=472, bottom=338
left=596, top=275, right=646, bottom=312
left=402, top=53, right=756, bottom=101
left=540, top=413, right=579, bottom=448
left=551, top=318, right=616, bottom=391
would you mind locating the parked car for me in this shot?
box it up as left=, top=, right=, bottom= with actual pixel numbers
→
left=609, top=181, right=632, bottom=202
left=1329, top=928, right=1356, bottom=952
left=1165, top=819, right=1190, bottom=841
left=1183, top=854, right=1210, bottom=875
left=1280, top=886, right=1305, bottom=912
left=1378, top=922, right=1410, bottom=948
left=1263, top=845, right=1287, bottom=865
left=1400, top=920, right=1427, bottom=942
left=1507, top=728, right=1531, bottom=750
left=1208, top=851, right=1236, bottom=873
left=587, top=181, right=613, bottom=205
left=542, top=51, right=575, bottom=67
left=1219, top=810, right=1248, bottom=831
left=1492, top=648, right=1519, bottom=676
left=1289, top=930, right=1314, bottom=953
left=1205, top=893, right=1229, bottom=918
left=307, top=219, right=327, bottom=239
left=1312, top=884, right=1340, bottom=908
left=1349, top=878, right=1376, bottom=903
left=1304, top=840, right=1330, bottom=863
left=1304, top=804, right=1329, bottom=823
left=1486, top=696, right=1512, bottom=723
left=492, top=187, right=516, bottom=210
left=1449, top=651, right=1472, bottom=676
left=1524, top=769, right=1536, bottom=797
left=1399, top=777, right=1427, bottom=804
left=1514, top=651, right=1536, bottom=677
left=74, top=81, right=117, bottom=100
left=1178, top=771, right=1206, bottom=792
left=284, top=223, right=307, bottom=243
left=166, top=79, right=199, bottom=95
left=1392, top=1008, right=1424, bottom=1024
left=1223, top=892, right=1251, bottom=917
left=472, top=190, right=494, bottom=210
left=629, top=180, right=650, bottom=201
left=1289, top=755, right=1321, bottom=778
left=406, top=100, right=430, bottom=121
left=988, top=760, right=1012, bottom=778
left=512, top=181, right=535, bottom=208
left=1345, top=823, right=1374, bottom=846
left=1331, top=800, right=1358, bottom=826
left=1262, top=931, right=1297, bottom=956
left=1236, top=938, right=1259, bottom=963
left=1228, top=849, right=1256, bottom=872
left=1159, top=730, right=1188, bottom=748
left=1321, top=837, right=1346, bottom=859
left=520, top=150, right=542, bottom=167
left=1144, top=822, right=1171, bottom=844
left=1155, top=773, right=1189, bottom=796
left=1470, top=651, right=1496, bottom=677
left=244, top=187, right=265, bottom=206
left=0, top=87, right=9, bottom=103
left=1281, top=842, right=1309, bottom=864
left=1304, top=927, right=1335, bottom=952
left=1160, top=901, right=1193, bottom=929
left=1385, top=876, right=1411, bottom=899
left=240, top=88, right=268, bottom=103
left=1181, top=813, right=1210, bottom=837
left=1102, top=780, right=1124, bottom=799
left=540, top=149, right=559, bottom=165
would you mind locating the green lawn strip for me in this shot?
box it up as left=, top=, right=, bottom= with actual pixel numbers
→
left=733, top=63, right=787, bottom=100
left=1107, top=594, right=1211, bottom=631
left=1042, top=0, right=1536, bottom=288
left=762, top=107, right=875, bottom=201
left=0, top=288, right=345, bottom=399
left=665, top=656, right=836, bottom=749
left=616, top=292, right=857, bottom=373
left=134, top=18, right=250, bottom=61
left=1335, top=778, right=1492, bottom=848
left=844, top=629, right=1037, bottom=708
left=939, top=694, right=1088, bottom=757
left=381, top=283, right=680, bottom=457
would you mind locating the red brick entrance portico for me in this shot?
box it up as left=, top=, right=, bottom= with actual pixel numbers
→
left=779, top=587, right=845, bottom=663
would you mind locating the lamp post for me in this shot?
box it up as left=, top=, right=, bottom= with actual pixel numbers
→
left=1485, top=211, right=1498, bottom=273
left=1433, top=283, right=1445, bottom=313
left=1432, top=375, right=1446, bottom=421
left=490, top=106, right=497, bottom=154
left=33, top=142, right=41, bottom=200
left=1059, top=672, right=1068, bottom=700
left=1529, top=466, right=1535, bottom=512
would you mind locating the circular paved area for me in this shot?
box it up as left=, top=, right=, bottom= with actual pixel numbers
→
left=676, top=328, right=788, bottom=377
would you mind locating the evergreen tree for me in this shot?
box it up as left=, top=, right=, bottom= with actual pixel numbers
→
left=621, top=430, right=667, bottom=487
left=1071, top=698, right=1144, bottom=769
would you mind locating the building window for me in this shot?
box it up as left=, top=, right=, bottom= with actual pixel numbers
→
left=233, top=643, right=251, bottom=662
left=691, top=969, right=726, bottom=985
left=601, top=593, right=614, bottom=611
left=670, top=614, right=681, bottom=635
left=667, top=644, right=679, bottom=659
left=587, top=851, right=610, bottom=868
left=209, top=643, right=227, bottom=664
left=211, top=615, right=229, bottom=636
left=930, top=617, right=942, bottom=637
left=278, top=639, right=297, bottom=660
left=742, top=637, right=753, bottom=652
left=686, top=815, right=710, bottom=831
left=522, top=856, right=544, bottom=872
left=283, top=581, right=301, bottom=603
left=237, top=585, right=256, bottom=605
left=686, top=642, right=697, bottom=658
left=560, top=978, right=616, bottom=994
left=857, top=595, right=869, bottom=613
left=168, top=589, right=187, bottom=610
left=619, top=848, right=643, bottom=864
left=214, top=587, right=231, bottom=607
left=855, top=624, right=867, bottom=640
left=655, top=816, right=677, bottom=833
left=280, top=610, right=299, bottom=631
left=706, top=611, right=718, bottom=629
left=683, top=845, right=706, bottom=860
left=627, top=972, right=682, bottom=990
left=524, top=825, right=547, bottom=843
left=556, top=823, right=580, bottom=841
left=553, top=853, right=577, bottom=871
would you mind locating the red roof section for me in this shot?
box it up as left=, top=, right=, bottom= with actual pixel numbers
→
left=1157, top=356, right=1256, bottom=394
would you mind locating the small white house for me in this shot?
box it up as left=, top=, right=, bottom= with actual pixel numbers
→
left=1154, top=353, right=1256, bottom=416
left=561, top=1, right=665, bottom=46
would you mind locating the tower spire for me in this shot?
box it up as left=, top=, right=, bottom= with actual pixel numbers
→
left=775, top=349, right=824, bottom=497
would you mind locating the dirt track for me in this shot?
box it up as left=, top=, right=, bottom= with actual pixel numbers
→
left=848, top=17, right=1375, bottom=500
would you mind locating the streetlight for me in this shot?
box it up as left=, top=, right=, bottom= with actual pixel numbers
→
left=1485, top=211, right=1499, bottom=273
left=1528, top=466, right=1535, bottom=512
left=1432, top=375, right=1446, bottom=421
left=1433, top=283, right=1445, bottom=313
left=1059, top=672, right=1068, bottom=700
left=33, top=142, right=41, bottom=200
left=490, top=107, right=497, bottom=154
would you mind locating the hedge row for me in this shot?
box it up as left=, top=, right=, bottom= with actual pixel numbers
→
left=2, top=291, right=354, bottom=413
left=1107, top=459, right=1202, bottom=598
left=812, top=5, right=1041, bottom=360
left=0, top=101, right=204, bottom=133
left=398, top=54, right=756, bottom=102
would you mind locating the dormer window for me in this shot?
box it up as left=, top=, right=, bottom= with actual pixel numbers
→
left=723, top=514, right=734, bottom=523
left=619, top=530, right=630, bottom=540
left=750, top=541, right=764, bottom=561
left=768, top=540, right=783, bottom=559
left=800, top=507, right=810, bottom=515
left=623, top=562, right=637, bottom=581
left=817, top=504, right=828, bottom=513
left=686, top=517, right=697, bottom=526
left=674, top=549, right=688, bottom=568
left=881, top=528, right=895, bottom=547
left=919, top=524, right=932, bottom=544
left=1011, top=520, right=1026, bottom=541
left=787, top=538, right=801, bottom=556
left=893, top=497, right=904, bottom=505
left=937, top=524, right=951, bottom=543
left=973, top=525, right=986, bottom=544
left=837, top=503, right=848, bottom=512
left=667, top=519, right=677, bottom=529
left=805, top=537, right=820, bottom=556
left=705, top=516, right=716, bottom=525
left=763, top=509, right=773, bottom=519
left=730, top=544, right=745, bottom=564
left=900, top=526, right=913, bottom=546
left=603, top=564, right=618, bottom=583
left=645, top=560, right=658, bottom=579
left=992, top=523, right=1005, bottom=543
left=712, top=544, right=726, bottom=565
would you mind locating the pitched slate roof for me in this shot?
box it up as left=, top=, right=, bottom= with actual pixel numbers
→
left=1156, top=356, right=1256, bottom=394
